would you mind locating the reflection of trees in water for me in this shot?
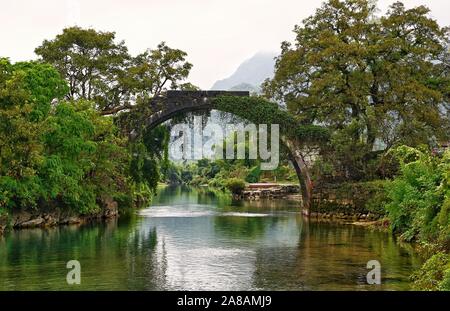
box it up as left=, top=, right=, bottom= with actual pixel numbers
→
left=125, top=227, right=168, bottom=290
left=195, top=187, right=232, bottom=206
left=251, top=222, right=422, bottom=290
left=1, top=219, right=120, bottom=290
left=213, top=201, right=304, bottom=242
left=154, top=185, right=230, bottom=207
left=0, top=217, right=168, bottom=290
left=1, top=186, right=423, bottom=290
left=237, top=199, right=300, bottom=210
left=213, top=216, right=272, bottom=239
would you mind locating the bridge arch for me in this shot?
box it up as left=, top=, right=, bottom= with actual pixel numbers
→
left=145, top=91, right=329, bottom=214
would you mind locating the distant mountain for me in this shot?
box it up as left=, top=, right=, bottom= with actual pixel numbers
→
left=211, top=52, right=277, bottom=92
left=228, top=83, right=260, bottom=93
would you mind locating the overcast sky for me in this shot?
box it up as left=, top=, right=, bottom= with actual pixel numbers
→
left=1, top=0, right=449, bottom=89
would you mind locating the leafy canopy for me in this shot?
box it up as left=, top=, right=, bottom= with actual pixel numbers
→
left=0, top=58, right=129, bottom=214
left=35, top=27, right=193, bottom=117
left=263, top=0, right=450, bottom=180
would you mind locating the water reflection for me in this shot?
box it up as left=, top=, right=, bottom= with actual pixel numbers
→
left=0, top=186, right=422, bottom=290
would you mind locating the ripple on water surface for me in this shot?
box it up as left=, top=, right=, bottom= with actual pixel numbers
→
left=0, top=186, right=423, bottom=291
left=139, top=204, right=270, bottom=218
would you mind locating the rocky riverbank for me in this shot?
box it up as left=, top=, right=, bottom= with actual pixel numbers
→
left=0, top=197, right=119, bottom=235
left=233, top=183, right=301, bottom=200
left=231, top=182, right=386, bottom=223
left=308, top=211, right=382, bottom=222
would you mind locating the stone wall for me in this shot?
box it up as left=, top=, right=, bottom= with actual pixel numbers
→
left=229, top=181, right=388, bottom=222
left=234, top=184, right=300, bottom=200
left=310, top=181, right=389, bottom=220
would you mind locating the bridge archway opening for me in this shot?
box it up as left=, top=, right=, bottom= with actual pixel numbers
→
left=144, top=91, right=328, bottom=214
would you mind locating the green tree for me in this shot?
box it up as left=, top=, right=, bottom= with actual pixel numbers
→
left=263, top=0, right=450, bottom=180
left=35, top=27, right=129, bottom=109
left=126, top=42, right=193, bottom=101
left=0, top=58, right=131, bottom=214
left=35, top=28, right=193, bottom=118
left=35, top=27, right=194, bottom=197
left=0, top=59, right=68, bottom=210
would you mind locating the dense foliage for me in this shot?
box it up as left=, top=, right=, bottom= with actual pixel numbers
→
left=160, top=129, right=298, bottom=190
left=34, top=27, right=193, bottom=202
left=263, top=0, right=450, bottom=181
left=212, top=96, right=330, bottom=143
left=260, top=0, right=450, bottom=290
left=411, top=252, right=450, bottom=291
left=387, top=146, right=450, bottom=244
left=1, top=0, right=450, bottom=291
left=225, top=178, right=246, bottom=195
left=35, top=27, right=192, bottom=116
left=1, top=27, right=194, bottom=216
left=0, top=59, right=129, bottom=214
left=384, top=146, right=450, bottom=290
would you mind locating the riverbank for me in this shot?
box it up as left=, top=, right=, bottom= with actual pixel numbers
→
left=233, top=183, right=301, bottom=200
left=1, top=181, right=388, bottom=235
left=0, top=185, right=420, bottom=291
left=164, top=183, right=448, bottom=290
left=229, top=181, right=387, bottom=223
left=0, top=197, right=119, bottom=235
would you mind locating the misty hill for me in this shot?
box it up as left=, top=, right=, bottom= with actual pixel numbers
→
left=210, top=52, right=277, bottom=92
left=229, top=83, right=260, bottom=93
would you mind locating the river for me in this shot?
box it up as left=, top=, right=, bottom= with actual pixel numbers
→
left=0, top=186, right=422, bottom=290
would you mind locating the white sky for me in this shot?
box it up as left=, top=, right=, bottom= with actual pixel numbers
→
left=1, top=0, right=449, bottom=89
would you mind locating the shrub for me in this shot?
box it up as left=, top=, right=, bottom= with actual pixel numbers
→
left=386, top=146, right=449, bottom=242
left=439, top=268, right=450, bottom=291
left=412, top=252, right=450, bottom=291
left=208, top=177, right=226, bottom=189
left=190, top=176, right=206, bottom=187
left=363, top=180, right=391, bottom=215
left=225, top=178, right=246, bottom=194
left=180, top=170, right=193, bottom=184
left=245, top=166, right=261, bottom=183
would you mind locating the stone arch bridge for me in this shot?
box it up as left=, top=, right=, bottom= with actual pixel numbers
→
left=145, top=90, right=316, bottom=214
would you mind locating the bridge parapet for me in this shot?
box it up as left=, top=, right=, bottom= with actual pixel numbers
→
left=146, top=90, right=249, bottom=129
left=166, top=90, right=249, bottom=100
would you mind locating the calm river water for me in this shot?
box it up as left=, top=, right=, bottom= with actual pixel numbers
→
left=0, top=186, right=422, bottom=290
